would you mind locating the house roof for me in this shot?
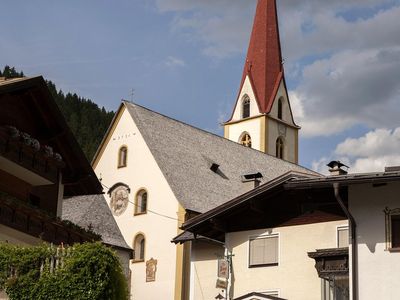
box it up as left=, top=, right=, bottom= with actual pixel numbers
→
left=123, top=101, right=319, bottom=213
left=62, top=194, right=131, bottom=251
left=284, top=170, right=400, bottom=189
left=0, top=76, right=102, bottom=196
left=182, top=168, right=400, bottom=240
left=234, top=292, right=286, bottom=300
left=237, top=0, right=283, bottom=115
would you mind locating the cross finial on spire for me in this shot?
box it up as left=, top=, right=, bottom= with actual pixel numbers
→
left=130, top=88, right=135, bottom=102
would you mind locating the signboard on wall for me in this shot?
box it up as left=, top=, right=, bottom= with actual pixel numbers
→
left=218, top=259, right=229, bottom=279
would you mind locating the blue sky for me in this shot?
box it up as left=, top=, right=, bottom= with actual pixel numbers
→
left=2, top=0, right=400, bottom=173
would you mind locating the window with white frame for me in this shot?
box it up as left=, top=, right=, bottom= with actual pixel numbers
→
left=337, top=226, right=349, bottom=248
left=249, top=234, right=279, bottom=267
left=384, top=207, right=400, bottom=250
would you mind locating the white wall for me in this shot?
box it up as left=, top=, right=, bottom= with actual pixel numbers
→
left=267, top=81, right=297, bottom=163
left=231, top=76, right=260, bottom=121
left=225, top=220, right=347, bottom=300
left=191, top=241, right=225, bottom=300
left=94, top=107, right=181, bottom=300
left=267, top=119, right=297, bottom=163
left=349, top=181, right=400, bottom=300
left=268, top=81, right=295, bottom=126
left=227, top=118, right=262, bottom=151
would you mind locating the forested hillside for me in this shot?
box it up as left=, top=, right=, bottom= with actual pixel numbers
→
left=1, top=66, right=114, bottom=161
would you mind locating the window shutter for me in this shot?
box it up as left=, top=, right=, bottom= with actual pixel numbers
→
left=249, top=235, right=278, bottom=266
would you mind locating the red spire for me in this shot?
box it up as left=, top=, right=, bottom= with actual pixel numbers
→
left=238, top=0, right=283, bottom=114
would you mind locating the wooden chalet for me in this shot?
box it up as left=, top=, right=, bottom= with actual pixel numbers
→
left=0, top=76, right=103, bottom=245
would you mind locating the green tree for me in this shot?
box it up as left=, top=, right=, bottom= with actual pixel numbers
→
left=0, top=242, right=128, bottom=300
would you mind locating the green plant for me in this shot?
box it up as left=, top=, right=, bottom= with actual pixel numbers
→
left=0, top=242, right=128, bottom=300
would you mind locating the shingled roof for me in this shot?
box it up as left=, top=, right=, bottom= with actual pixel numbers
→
left=62, top=195, right=131, bottom=250
left=124, top=101, right=319, bottom=213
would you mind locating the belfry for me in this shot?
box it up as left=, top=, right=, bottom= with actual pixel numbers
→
left=223, top=0, right=299, bottom=163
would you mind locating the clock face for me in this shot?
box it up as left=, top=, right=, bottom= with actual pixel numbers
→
left=110, top=186, right=129, bottom=216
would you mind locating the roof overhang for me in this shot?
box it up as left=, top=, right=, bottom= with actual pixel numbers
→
left=0, top=77, right=102, bottom=196
left=182, top=172, right=344, bottom=242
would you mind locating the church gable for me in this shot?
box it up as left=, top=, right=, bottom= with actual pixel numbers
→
left=268, top=80, right=298, bottom=127
left=230, top=75, right=262, bottom=122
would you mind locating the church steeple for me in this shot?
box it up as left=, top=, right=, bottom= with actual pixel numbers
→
left=224, top=0, right=300, bottom=164
left=239, top=0, right=283, bottom=114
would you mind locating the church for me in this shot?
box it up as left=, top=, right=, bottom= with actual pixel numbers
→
left=91, top=0, right=319, bottom=299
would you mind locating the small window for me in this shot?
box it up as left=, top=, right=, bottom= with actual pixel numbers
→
left=337, top=226, right=349, bottom=248
left=391, top=215, right=400, bottom=248
left=384, top=207, right=400, bottom=251
left=242, top=96, right=250, bottom=119
left=240, top=133, right=252, bottom=148
left=118, top=146, right=128, bottom=168
left=133, top=234, right=145, bottom=262
left=278, top=98, right=283, bottom=120
left=135, top=189, right=148, bottom=215
left=249, top=234, right=279, bottom=267
left=276, top=137, right=284, bottom=159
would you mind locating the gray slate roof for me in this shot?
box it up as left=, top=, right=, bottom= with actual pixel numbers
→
left=124, top=101, right=319, bottom=213
left=62, top=194, right=131, bottom=250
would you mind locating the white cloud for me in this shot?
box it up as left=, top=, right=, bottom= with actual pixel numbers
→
left=312, top=128, right=400, bottom=173
left=293, top=46, right=400, bottom=137
left=155, top=0, right=255, bottom=58
left=165, top=56, right=186, bottom=67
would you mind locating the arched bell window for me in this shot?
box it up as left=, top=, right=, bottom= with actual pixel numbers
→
left=278, top=98, right=283, bottom=120
left=118, top=146, right=128, bottom=168
left=135, top=189, right=148, bottom=215
left=133, top=233, right=145, bottom=262
left=242, top=95, right=250, bottom=119
left=276, top=137, right=284, bottom=159
left=240, top=133, right=252, bottom=148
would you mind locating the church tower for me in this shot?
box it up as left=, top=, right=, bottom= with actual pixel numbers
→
left=223, top=0, right=299, bottom=163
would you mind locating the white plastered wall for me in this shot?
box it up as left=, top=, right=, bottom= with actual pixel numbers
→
left=268, top=81, right=295, bottom=126
left=225, top=220, right=347, bottom=300
left=349, top=182, right=400, bottom=300
left=231, top=76, right=261, bottom=121
left=267, top=120, right=297, bottom=163
left=94, top=107, right=180, bottom=300
left=267, top=81, right=298, bottom=163
left=227, top=118, right=262, bottom=151
left=190, top=241, right=225, bottom=300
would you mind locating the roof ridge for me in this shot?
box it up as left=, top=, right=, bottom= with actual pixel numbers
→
left=122, top=100, right=315, bottom=172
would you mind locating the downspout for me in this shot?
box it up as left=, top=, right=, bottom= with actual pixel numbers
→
left=333, top=183, right=357, bottom=300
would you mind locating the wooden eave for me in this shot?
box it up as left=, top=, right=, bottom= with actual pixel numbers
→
left=308, top=247, right=349, bottom=279
left=0, top=192, right=100, bottom=244
left=0, top=77, right=102, bottom=196
left=182, top=172, right=346, bottom=242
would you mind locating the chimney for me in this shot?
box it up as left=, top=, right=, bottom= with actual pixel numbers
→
left=241, top=172, right=263, bottom=192
left=327, top=161, right=349, bottom=176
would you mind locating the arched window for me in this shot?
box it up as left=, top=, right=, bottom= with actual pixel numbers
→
left=278, top=98, right=283, bottom=120
left=276, top=137, right=284, bottom=159
left=118, top=146, right=128, bottom=168
left=242, top=95, right=250, bottom=119
left=240, top=133, right=252, bottom=148
left=135, top=189, right=148, bottom=215
left=133, top=234, right=145, bottom=261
